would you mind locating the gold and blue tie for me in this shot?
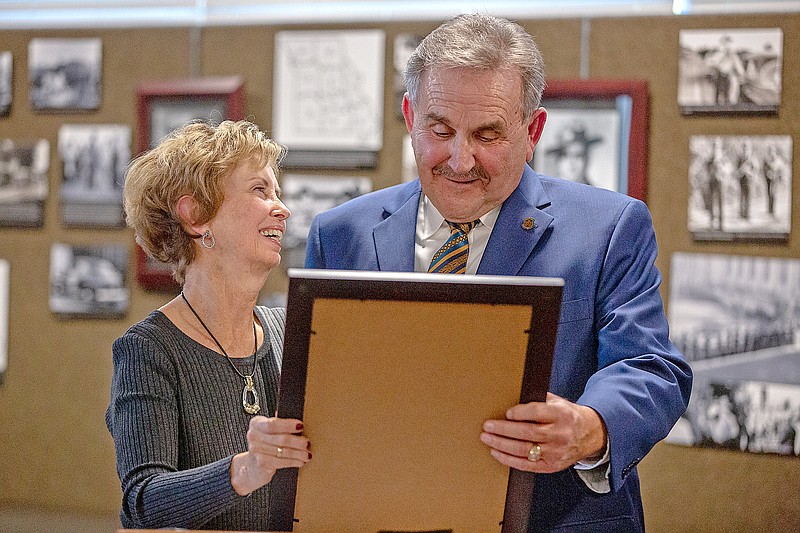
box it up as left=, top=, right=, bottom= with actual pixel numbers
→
left=428, top=220, right=478, bottom=274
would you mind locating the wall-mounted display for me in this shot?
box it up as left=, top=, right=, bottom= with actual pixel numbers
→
left=678, top=28, right=783, bottom=115
left=136, top=76, right=244, bottom=154
left=666, top=252, right=800, bottom=456
left=28, top=38, right=101, bottom=111
left=49, top=242, right=128, bottom=318
left=688, top=135, right=791, bottom=241
left=280, top=174, right=372, bottom=268
left=532, top=79, right=649, bottom=202
left=273, top=29, right=385, bottom=168
left=0, top=258, right=8, bottom=385
left=0, top=138, right=49, bottom=227
left=0, top=51, right=11, bottom=116
left=58, top=123, right=130, bottom=228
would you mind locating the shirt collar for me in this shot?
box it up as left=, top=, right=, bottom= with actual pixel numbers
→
left=419, top=194, right=501, bottom=238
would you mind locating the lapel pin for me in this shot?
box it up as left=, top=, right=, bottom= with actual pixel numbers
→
left=522, top=217, right=535, bottom=230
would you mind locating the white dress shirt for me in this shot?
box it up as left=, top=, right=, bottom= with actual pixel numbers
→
left=414, top=194, right=500, bottom=274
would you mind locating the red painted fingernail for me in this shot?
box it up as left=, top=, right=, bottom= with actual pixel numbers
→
left=308, top=452, right=313, bottom=459
left=296, top=423, right=304, bottom=431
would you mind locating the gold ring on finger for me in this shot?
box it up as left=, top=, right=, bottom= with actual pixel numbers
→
left=527, top=443, right=542, bottom=462
left=276, top=446, right=284, bottom=458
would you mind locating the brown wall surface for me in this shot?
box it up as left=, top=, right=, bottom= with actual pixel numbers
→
left=0, top=12, right=798, bottom=531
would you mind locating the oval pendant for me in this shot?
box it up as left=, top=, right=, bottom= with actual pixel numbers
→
left=242, top=375, right=261, bottom=415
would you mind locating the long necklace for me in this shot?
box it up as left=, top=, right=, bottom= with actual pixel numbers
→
left=181, top=291, right=261, bottom=415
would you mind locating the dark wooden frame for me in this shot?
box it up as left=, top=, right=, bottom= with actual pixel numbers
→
left=134, top=76, right=244, bottom=291
left=541, top=79, right=650, bottom=202
left=268, top=269, right=564, bottom=533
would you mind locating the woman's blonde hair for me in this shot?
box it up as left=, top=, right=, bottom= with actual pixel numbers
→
left=123, top=120, right=285, bottom=284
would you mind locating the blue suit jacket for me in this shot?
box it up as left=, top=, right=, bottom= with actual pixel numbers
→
left=305, top=166, right=692, bottom=532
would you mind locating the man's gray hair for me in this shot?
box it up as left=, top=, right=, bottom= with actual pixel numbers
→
left=404, top=13, right=546, bottom=120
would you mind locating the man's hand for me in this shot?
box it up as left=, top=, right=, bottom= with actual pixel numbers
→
left=479, top=392, right=607, bottom=472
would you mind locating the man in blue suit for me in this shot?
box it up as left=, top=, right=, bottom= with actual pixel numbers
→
left=305, top=13, right=691, bottom=532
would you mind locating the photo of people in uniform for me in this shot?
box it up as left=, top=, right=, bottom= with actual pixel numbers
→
left=667, top=252, right=800, bottom=456
left=58, top=123, right=130, bottom=227
left=678, top=28, right=783, bottom=113
left=688, top=135, right=791, bottom=240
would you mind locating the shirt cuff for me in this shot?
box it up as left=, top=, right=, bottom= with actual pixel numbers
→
left=572, top=436, right=611, bottom=494
left=574, top=434, right=610, bottom=470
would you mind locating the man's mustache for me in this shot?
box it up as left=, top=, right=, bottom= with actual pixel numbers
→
left=432, top=164, right=489, bottom=182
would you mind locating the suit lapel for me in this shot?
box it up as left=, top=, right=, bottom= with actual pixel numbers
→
left=373, top=181, right=421, bottom=272
left=478, top=167, right=554, bottom=276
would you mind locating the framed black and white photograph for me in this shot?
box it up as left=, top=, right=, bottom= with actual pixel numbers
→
left=666, top=252, right=800, bottom=456
left=58, top=124, right=130, bottom=228
left=532, top=79, right=649, bottom=201
left=0, top=258, right=8, bottom=385
left=280, top=174, right=372, bottom=268
left=49, top=243, right=128, bottom=318
left=0, top=138, right=50, bottom=228
left=136, top=76, right=244, bottom=154
left=678, top=28, right=783, bottom=115
left=28, top=38, right=101, bottom=111
left=0, top=51, right=11, bottom=116
left=688, top=135, right=791, bottom=241
left=535, top=108, right=620, bottom=192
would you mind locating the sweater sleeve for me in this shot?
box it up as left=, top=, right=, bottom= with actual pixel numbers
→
left=107, top=329, right=243, bottom=529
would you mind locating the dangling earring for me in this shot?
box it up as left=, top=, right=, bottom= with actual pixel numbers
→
left=200, top=229, right=215, bottom=249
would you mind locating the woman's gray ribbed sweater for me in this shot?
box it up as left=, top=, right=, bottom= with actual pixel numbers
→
left=105, top=306, right=285, bottom=530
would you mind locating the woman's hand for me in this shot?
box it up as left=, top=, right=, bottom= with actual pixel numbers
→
left=230, top=416, right=312, bottom=496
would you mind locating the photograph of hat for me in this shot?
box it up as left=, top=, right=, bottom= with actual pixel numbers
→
left=532, top=107, right=620, bottom=193
left=545, top=121, right=603, bottom=157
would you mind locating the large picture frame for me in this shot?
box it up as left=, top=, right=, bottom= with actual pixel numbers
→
left=134, top=76, right=245, bottom=291
left=268, top=269, right=563, bottom=533
left=666, top=252, right=800, bottom=456
left=533, top=79, right=649, bottom=202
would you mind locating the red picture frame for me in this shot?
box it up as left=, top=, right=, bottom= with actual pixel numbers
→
left=539, top=79, right=650, bottom=202
left=134, top=76, right=245, bottom=291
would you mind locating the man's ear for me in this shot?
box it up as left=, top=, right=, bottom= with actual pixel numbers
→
left=402, top=92, right=414, bottom=134
left=527, top=107, right=548, bottom=162
left=175, top=195, right=204, bottom=237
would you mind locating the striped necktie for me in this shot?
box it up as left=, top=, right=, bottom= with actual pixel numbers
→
left=428, top=220, right=479, bottom=274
